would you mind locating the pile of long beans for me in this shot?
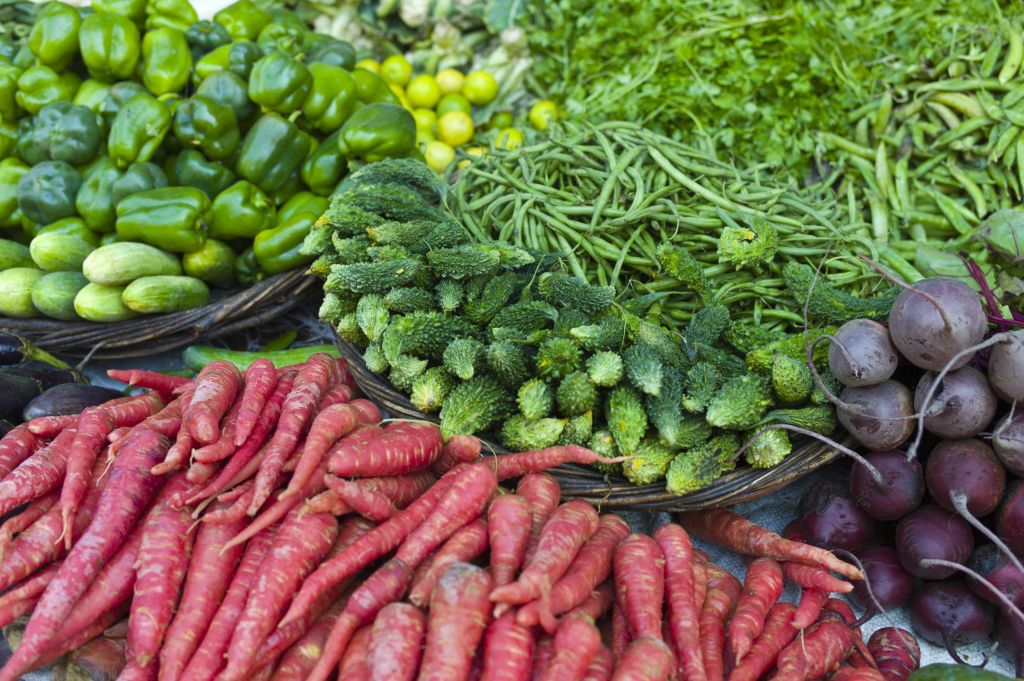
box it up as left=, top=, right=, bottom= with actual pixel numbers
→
left=449, top=121, right=887, bottom=331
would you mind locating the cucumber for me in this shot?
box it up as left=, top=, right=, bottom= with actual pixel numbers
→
left=182, top=239, right=237, bottom=288
left=31, top=271, right=89, bottom=320
left=122, top=276, right=210, bottom=314
left=81, top=242, right=182, bottom=285
left=0, top=267, right=44, bottom=318
left=29, top=233, right=95, bottom=272
left=183, top=344, right=339, bottom=371
left=0, top=239, right=33, bottom=269
left=74, top=283, right=140, bottom=322
left=908, top=664, right=1014, bottom=681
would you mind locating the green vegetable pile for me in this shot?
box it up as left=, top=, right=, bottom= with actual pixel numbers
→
left=0, top=0, right=419, bottom=323
left=306, top=157, right=844, bottom=494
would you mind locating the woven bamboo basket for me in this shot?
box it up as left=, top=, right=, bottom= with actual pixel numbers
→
left=0, top=269, right=318, bottom=359
left=336, top=337, right=842, bottom=511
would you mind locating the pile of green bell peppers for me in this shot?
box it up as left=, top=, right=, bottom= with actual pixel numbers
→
left=1, top=0, right=419, bottom=290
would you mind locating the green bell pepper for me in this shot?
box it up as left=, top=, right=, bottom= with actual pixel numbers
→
left=73, top=79, right=112, bottom=114
left=305, top=36, right=356, bottom=70
left=108, top=93, right=171, bottom=167
left=248, top=50, right=311, bottom=115
left=17, top=160, right=82, bottom=226
left=111, top=161, right=166, bottom=203
left=235, top=113, right=307, bottom=193
left=256, top=22, right=303, bottom=56
left=37, top=217, right=101, bottom=246
left=92, top=0, right=147, bottom=22
left=16, top=66, right=80, bottom=115
left=27, top=2, right=81, bottom=70
left=235, top=246, right=266, bottom=285
left=173, top=95, right=238, bottom=161
left=0, top=63, right=21, bottom=122
left=0, top=158, right=28, bottom=227
left=115, top=186, right=210, bottom=252
left=185, top=20, right=231, bottom=56
left=99, top=81, right=146, bottom=124
left=302, top=63, right=356, bottom=133
left=0, top=121, right=15, bottom=160
left=193, top=43, right=229, bottom=83
left=79, top=12, right=141, bottom=82
left=214, top=0, right=271, bottom=42
left=17, top=102, right=102, bottom=166
left=144, top=0, right=197, bottom=32
left=338, top=103, right=416, bottom=162
left=301, top=130, right=346, bottom=195
left=267, top=171, right=302, bottom=206
left=11, top=45, right=33, bottom=71
left=99, top=232, right=119, bottom=246
left=253, top=211, right=317, bottom=273
left=193, top=40, right=261, bottom=83
left=0, top=37, right=16, bottom=63
left=76, top=156, right=121, bottom=232
left=175, top=150, right=235, bottom=198
left=352, top=69, right=400, bottom=105
left=278, top=192, right=328, bottom=224
left=196, top=71, right=255, bottom=127
left=141, top=28, right=191, bottom=96
left=266, top=9, right=306, bottom=32
left=209, top=179, right=275, bottom=239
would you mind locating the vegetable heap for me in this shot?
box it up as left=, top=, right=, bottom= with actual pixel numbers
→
left=0, top=353, right=929, bottom=681
left=0, top=0, right=436, bottom=323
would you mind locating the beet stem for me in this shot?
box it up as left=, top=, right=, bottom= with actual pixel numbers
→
left=949, top=491, right=1024, bottom=579
left=907, top=333, right=1012, bottom=460
left=734, top=425, right=886, bottom=486
left=920, top=559, right=1024, bottom=631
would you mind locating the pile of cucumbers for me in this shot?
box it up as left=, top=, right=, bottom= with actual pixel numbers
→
left=0, top=0, right=419, bottom=323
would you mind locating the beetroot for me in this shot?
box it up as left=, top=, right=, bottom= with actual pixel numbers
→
left=887, top=277, right=987, bottom=372
left=988, top=330, right=1024, bottom=402
left=993, top=412, right=1024, bottom=478
left=925, top=438, right=1006, bottom=518
left=837, top=381, right=914, bottom=451
left=828, top=319, right=899, bottom=387
left=850, top=546, right=915, bottom=613
left=997, top=480, right=1024, bottom=557
left=913, top=367, right=997, bottom=439
left=797, top=479, right=876, bottom=552
left=909, top=580, right=993, bottom=663
left=966, top=544, right=1024, bottom=609
left=895, top=505, right=973, bottom=580
left=850, top=451, right=924, bottom=521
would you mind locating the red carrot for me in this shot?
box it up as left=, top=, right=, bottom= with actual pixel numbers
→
left=480, top=610, right=535, bottom=681
left=693, top=559, right=708, bottom=614
left=418, top=562, right=493, bottom=681
left=728, top=557, right=784, bottom=662
left=180, top=523, right=280, bottom=681
left=103, top=392, right=164, bottom=427
left=517, top=513, right=629, bottom=629
left=25, top=413, right=78, bottom=436
left=186, top=360, right=242, bottom=445
left=531, top=636, right=553, bottom=680
left=152, top=391, right=195, bottom=475
left=516, top=473, right=561, bottom=564
left=492, top=445, right=625, bottom=481
left=0, top=562, right=59, bottom=611
left=770, top=618, right=857, bottom=681
left=0, top=427, right=77, bottom=517
left=582, top=648, right=614, bottom=681
left=107, top=369, right=191, bottom=398
left=187, top=461, right=216, bottom=484
left=337, top=625, right=372, bottom=681
left=366, top=603, right=425, bottom=681
left=868, top=628, right=920, bottom=681
left=0, top=594, right=37, bottom=629
left=726, top=602, right=798, bottom=681
left=488, top=494, right=533, bottom=590
left=159, top=503, right=247, bottom=681
left=218, top=508, right=340, bottom=681
left=613, top=534, right=665, bottom=644
left=565, top=581, right=615, bottom=622
left=26, top=604, right=130, bottom=675
left=327, top=421, right=443, bottom=478
left=0, top=492, right=56, bottom=563
left=540, top=612, right=601, bottom=681
left=270, top=601, right=343, bottom=681
left=234, top=359, right=276, bottom=447
left=410, top=517, right=489, bottom=606
left=191, top=396, right=245, bottom=464
left=678, top=509, right=863, bottom=580
left=434, top=434, right=482, bottom=474
left=792, top=587, right=829, bottom=630
left=304, top=490, right=352, bottom=515
left=127, top=475, right=196, bottom=669
left=0, top=425, right=40, bottom=480
left=699, top=560, right=743, bottom=681
left=653, top=523, right=705, bottom=681
left=203, top=483, right=256, bottom=525
left=611, top=602, right=629, bottom=662
left=0, top=428, right=171, bottom=681
left=324, top=471, right=435, bottom=515
left=250, top=353, right=337, bottom=513
left=317, top=382, right=355, bottom=412
left=109, top=426, right=131, bottom=442
left=60, top=406, right=116, bottom=549
left=610, top=638, right=674, bottom=681
left=218, top=467, right=305, bottom=548
left=782, top=561, right=854, bottom=594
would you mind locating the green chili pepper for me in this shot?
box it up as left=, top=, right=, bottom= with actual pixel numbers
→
left=305, top=36, right=355, bottom=70
left=76, top=156, right=122, bottom=232
left=17, top=160, right=82, bottom=226
left=185, top=20, right=231, bottom=56
left=195, top=70, right=255, bottom=127
left=173, top=95, right=238, bottom=161
left=175, top=149, right=235, bottom=198
left=17, top=102, right=103, bottom=166
left=115, top=186, right=210, bottom=252
left=0, top=63, right=21, bottom=123
left=253, top=211, right=317, bottom=273
left=234, top=246, right=266, bottom=284
left=209, top=179, right=276, bottom=239
left=302, top=63, right=356, bottom=133
left=248, top=50, right=311, bottom=115
left=0, top=121, right=14, bottom=159
left=37, top=216, right=101, bottom=246
left=0, top=158, right=28, bottom=227
left=73, top=79, right=112, bottom=114
left=352, top=69, right=400, bottom=105
left=141, top=28, right=191, bottom=96
left=235, top=113, right=307, bottom=193
left=111, top=161, right=167, bottom=203
left=27, top=1, right=81, bottom=70
left=277, top=191, right=328, bottom=224
left=214, top=0, right=271, bottom=41
left=301, top=130, right=346, bottom=195
left=16, top=66, right=80, bottom=115
left=92, top=0, right=147, bottom=21
left=338, top=102, right=416, bottom=161
left=145, top=0, right=197, bottom=32
left=79, top=12, right=141, bottom=82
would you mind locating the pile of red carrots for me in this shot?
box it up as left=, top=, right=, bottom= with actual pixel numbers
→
left=0, top=354, right=922, bottom=680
